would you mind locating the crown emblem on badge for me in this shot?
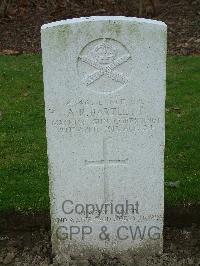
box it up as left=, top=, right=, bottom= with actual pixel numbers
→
left=93, top=41, right=117, bottom=65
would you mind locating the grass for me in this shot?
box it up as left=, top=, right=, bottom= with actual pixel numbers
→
left=0, top=55, right=48, bottom=212
left=0, top=55, right=199, bottom=212
left=165, top=56, right=200, bottom=205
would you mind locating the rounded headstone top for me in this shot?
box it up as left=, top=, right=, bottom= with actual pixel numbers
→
left=41, top=16, right=167, bottom=31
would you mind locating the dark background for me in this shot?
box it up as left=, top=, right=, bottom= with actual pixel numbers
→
left=0, top=0, right=199, bottom=55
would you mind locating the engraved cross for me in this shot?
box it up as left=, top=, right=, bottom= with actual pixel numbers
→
left=85, top=137, right=128, bottom=202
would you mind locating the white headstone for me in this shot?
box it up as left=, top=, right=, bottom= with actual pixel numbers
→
left=41, top=16, right=167, bottom=264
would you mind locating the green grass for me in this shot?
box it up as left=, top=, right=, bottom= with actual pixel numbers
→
left=0, top=55, right=48, bottom=212
left=165, top=56, right=200, bottom=205
left=0, top=55, right=199, bottom=212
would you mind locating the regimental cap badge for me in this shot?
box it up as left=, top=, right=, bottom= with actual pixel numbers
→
left=78, top=38, right=132, bottom=90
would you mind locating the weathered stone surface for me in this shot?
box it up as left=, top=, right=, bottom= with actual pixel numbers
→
left=41, top=16, right=167, bottom=262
